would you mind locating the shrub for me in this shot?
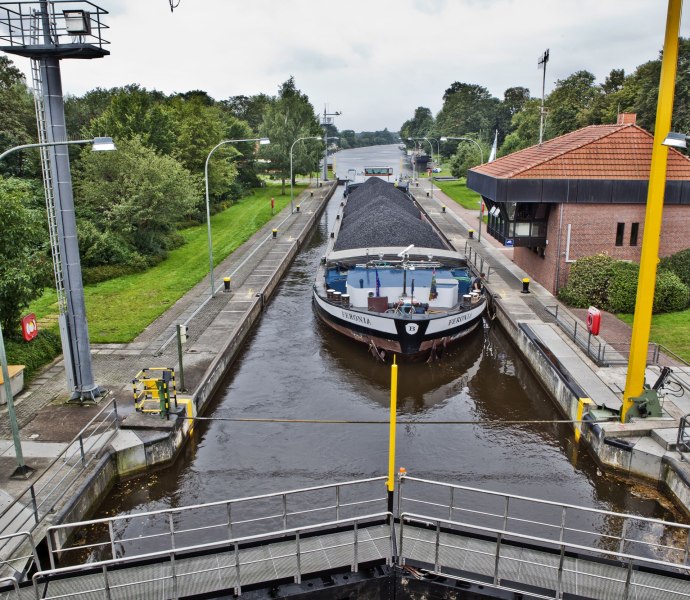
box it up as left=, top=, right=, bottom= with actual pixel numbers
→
left=559, top=253, right=690, bottom=314
left=558, top=254, right=616, bottom=308
left=654, top=270, right=690, bottom=313
left=5, top=329, right=62, bottom=380
left=660, top=248, right=690, bottom=289
left=82, top=264, right=138, bottom=285
left=607, top=261, right=639, bottom=313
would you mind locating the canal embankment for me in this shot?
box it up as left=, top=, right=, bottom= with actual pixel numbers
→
left=409, top=181, right=690, bottom=517
left=0, top=182, right=337, bottom=564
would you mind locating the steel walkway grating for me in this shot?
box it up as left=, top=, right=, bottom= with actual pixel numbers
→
left=31, top=523, right=390, bottom=600
left=401, top=525, right=690, bottom=600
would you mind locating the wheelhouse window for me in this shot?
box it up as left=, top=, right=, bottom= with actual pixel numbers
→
left=615, top=223, right=625, bottom=247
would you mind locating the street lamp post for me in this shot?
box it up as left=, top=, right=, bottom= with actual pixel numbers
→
left=427, top=137, right=441, bottom=168
left=407, top=138, right=420, bottom=180
left=290, top=136, right=322, bottom=214
left=321, top=107, right=341, bottom=181
left=422, top=138, right=435, bottom=197
left=441, top=136, right=485, bottom=240
left=205, top=137, right=270, bottom=298
left=0, top=136, right=115, bottom=478
left=409, top=137, right=435, bottom=196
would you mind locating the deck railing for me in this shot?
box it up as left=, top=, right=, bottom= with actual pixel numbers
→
left=46, top=476, right=388, bottom=568
left=0, top=398, right=119, bottom=541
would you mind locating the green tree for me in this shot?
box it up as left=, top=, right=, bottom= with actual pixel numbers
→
left=223, top=93, right=271, bottom=133
left=86, top=85, right=176, bottom=155
left=544, top=71, right=601, bottom=138
left=400, top=107, right=434, bottom=144
left=0, top=56, right=38, bottom=178
left=449, top=139, right=489, bottom=178
left=259, top=77, right=321, bottom=194
left=435, top=83, right=499, bottom=144
left=500, top=99, right=541, bottom=155
left=65, top=87, right=119, bottom=137
left=0, top=177, right=50, bottom=336
left=73, top=136, right=199, bottom=263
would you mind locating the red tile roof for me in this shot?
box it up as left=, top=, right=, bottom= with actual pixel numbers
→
left=471, top=124, right=690, bottom=180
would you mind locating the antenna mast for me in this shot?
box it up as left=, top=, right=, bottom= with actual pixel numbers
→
left=538, top=48, right=550, bottom=145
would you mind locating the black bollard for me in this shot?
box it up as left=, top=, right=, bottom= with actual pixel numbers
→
left=522, top=278, right=531, bottom=294
left=272, top=229, right=278, bottom=239
left=223, top=277, right=231, bottom=292
left=468, top=229, right=474, bottom=239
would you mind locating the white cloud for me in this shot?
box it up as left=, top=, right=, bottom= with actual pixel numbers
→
left=2, top=0, right=688, bottom=131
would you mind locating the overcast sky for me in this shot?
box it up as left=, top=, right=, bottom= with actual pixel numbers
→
left=5, top=0, right=690, bottom=131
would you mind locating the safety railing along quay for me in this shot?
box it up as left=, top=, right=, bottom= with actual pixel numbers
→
left=545, top=304, right=690, bottom=369
left=0, top=398, right=119, bottom=548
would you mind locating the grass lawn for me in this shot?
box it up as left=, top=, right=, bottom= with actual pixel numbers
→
left=617, top=309, right=690, bottom=363
left=29, top=185, right=305, bottom=343
left=432, top=177, right=483, bottom=211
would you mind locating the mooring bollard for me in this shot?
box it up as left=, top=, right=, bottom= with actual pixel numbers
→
left=223, top=277, right=231, bottom=292
left=522, top=278, right=531, bottom=294
left=468, top=229, right=474, bottom=239
left=296, top=204, right=300, bottom=212
left=441, top=205, right=446, bottom=213
left=272, top=228, right=278, bottom=239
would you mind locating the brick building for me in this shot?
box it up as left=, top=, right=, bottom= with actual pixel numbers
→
left=466, top=114, right=690, bottom=294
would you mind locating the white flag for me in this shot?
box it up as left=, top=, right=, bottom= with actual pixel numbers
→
left=488, top=130, right=498, bottom=163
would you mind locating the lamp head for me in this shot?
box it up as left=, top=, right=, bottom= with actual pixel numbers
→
left=662, top=132, right=688, bottom=149
left=440, top=137, right=448, bottom=142
left=258, top=138, right=271, bottom=145
left=92, top=137, right=116, bottom=152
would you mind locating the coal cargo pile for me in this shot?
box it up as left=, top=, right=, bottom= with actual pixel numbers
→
left=343, top=178, right=420, bottom=220
left=334, top=179, right=447, bottom=251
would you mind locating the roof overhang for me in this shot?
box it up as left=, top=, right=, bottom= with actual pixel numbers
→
left=467, top=171, right=690, bottom=205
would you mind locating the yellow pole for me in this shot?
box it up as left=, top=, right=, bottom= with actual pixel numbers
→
left=387, top=356, right=398, bottom=512
left=574, top=398, right=593, bottom=443
left=622, top=0, right=682, bottom=422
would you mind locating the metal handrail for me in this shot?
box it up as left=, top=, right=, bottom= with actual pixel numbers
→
left=35, top=512, right=391, bottom=599
left=0, top=398, right=119, bottom=541
left=47, top=476, right=387, bottom=565
left=0, top=530, right=41, bottom=573
left=0, top=1, right=110, bottom=48
left=0, top=576, right=19, bottom=598
left=399, top=476, right=690, bottom=564
left=400, top=512, right=690, bottom=599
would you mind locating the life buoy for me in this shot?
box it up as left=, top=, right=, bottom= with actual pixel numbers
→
left=587, top=306, right=601, bottom=336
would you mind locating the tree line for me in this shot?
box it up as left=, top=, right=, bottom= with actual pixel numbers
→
left=0, top=62, right=332, bottom=334
left=400, top=38, right=690, bottom=177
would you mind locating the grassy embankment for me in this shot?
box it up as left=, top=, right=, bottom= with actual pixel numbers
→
left=618, top=311, right=690, bottom=362
left=422, top=171, right=483, bottom=211
left=28, top=185, right=304, bottom=344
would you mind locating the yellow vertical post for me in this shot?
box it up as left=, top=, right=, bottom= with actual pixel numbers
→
left=575, top=398, right=593, bottom=443
left=387, top=356, right=398, bottom=513
left=622, top=0, right=682, bottom=423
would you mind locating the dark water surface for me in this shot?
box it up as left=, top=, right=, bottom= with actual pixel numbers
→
left=94, top=147, right=680, bottom=548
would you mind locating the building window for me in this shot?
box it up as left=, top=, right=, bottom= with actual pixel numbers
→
left=630, top=222, right=639, bottom=246
left=615, top=223, right=625, bottom=247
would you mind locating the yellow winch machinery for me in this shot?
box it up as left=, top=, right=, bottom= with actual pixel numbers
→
left=133, top=367, right=177, bottom=418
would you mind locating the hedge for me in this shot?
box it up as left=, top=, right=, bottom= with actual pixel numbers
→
left=559, top=253, right=690, bottom=313
left=5, top=329, right=62, bottom=380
